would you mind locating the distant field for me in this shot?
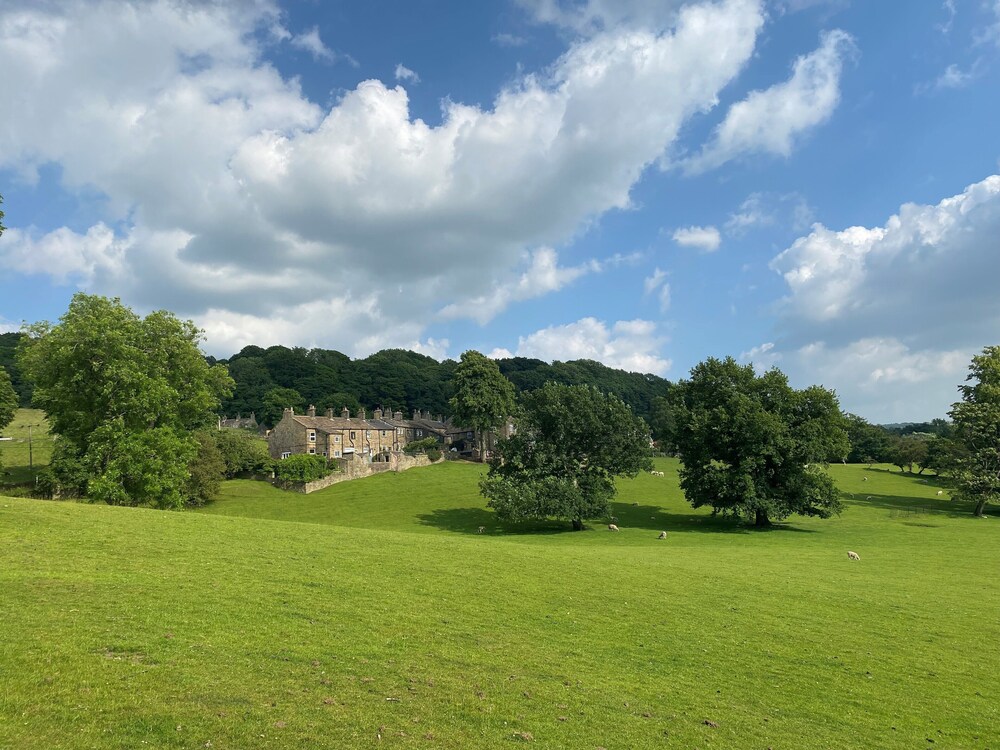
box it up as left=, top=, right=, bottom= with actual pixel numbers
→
left=2, top=458, right=998, bottom=748
left=0, top=408, right=52, bottom=486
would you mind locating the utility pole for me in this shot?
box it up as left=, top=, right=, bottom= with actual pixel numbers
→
left=27, top=424, right=38, bottom=471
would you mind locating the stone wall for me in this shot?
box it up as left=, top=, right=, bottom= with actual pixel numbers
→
left=290, top=452, right=441, bottom=494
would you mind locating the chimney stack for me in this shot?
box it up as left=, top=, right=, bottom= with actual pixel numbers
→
left=342, top=407, right=350, bottom=419
left=374, top=408, right=383, bottom=420
left=358, top=407, right=366, bottom=420
left=413, top=409, right=419, bottom=420
left=283, top=407, right=294, bottom=417
left=325, top=408, right=334, bottom=418
left=394, top=410, right=403, bottom=422
left=307, top=404, right=316, bottom=417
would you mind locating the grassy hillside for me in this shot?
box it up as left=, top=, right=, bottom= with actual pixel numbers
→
left=2, top=461, right=998, bottom=748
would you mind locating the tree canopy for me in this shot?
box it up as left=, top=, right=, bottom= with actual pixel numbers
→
left=670, top=357, right=849, bottom=527
left=18, top=294, right=233, bottom=507
left=450, top=350, right=516, bottom=459
left=480, top=383, right=652, bottom=530
left=0, top=366, right=16, bottom=434
left=948, top=345, right=1000, bottom=517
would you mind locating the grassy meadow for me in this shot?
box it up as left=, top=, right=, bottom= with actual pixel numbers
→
left=0, top=408, right=52, bottom=486
left=1, top=427, right=998, bottom=748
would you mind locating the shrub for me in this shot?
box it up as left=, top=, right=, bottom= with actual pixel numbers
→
left=273, top=453, right=330, bottom=484
left=425, top=447, right=442, bottom=462
left=215, top=429, right=271, bottom=477
left=404, top=437, right=439, bottom=455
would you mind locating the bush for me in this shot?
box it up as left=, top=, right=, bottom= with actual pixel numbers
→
left=404, top=437, right=439, bottom=455
left=425, top=447, right=442, bottom=462
left=215, top=429, right=271, bottom=477
left=273, top=453, right=330, bottom=484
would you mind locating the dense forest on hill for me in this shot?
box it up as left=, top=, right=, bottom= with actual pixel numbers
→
left=0, top=332, right=31, bottom=407
left=214, top=345, right=671, bottom=426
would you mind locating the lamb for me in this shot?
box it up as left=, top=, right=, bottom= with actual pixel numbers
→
left=657, top=531, right=667, bottom=540
left=608, top=524, right=620, bottom=532
left=847, top=551, right=861, bottom=561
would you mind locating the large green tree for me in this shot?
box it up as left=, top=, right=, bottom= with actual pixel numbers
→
left=0, top=366, right=17, bottom=476
left=450, top=350, right=516, bottom=460
left=671, top=357, right=849, bottom=527
left=18, top=294, right=233, bottom=507
left=843, top=413, right=890, bottom=464
left=480, top=383, right=653, bottom=530
left=949, top=346, right=1000, bottom=517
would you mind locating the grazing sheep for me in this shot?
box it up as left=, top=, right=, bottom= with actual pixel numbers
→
left=608, top=524, right=620, bottom=532
left=657, top=531, right=667, bottom=540
left=936, top=490, right=943, bottom=496
left=847, top=551, right=861, bottom=561
left=866, top=496, right=872, bottom=501
left=863, top=477, right=868, bottom=481
left=631, top=502, right=639, bottom=507
left=477, top=526, right=486, bottom=534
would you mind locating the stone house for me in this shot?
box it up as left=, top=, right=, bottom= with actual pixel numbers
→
left=268, top=405, right=406, bottom=462
left=218, top=412, right=258, bottom=430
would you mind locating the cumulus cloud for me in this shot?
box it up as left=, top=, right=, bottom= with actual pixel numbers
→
left=684, top=29, right=855, bottom=174
left=739, top=341, right=779, bottom=373
left=394, top=63, right=420, bottom=83
left=291, top=26, right=333, bottom=62
left=498, top=317, right=672, bottom=374
left=672, top=225, right=721, bottom=252
left=766, top=174, right=1000, bottom=421
left=515, top=0, right=683, bottom=34
left=0, top=0, right=764, bottom=356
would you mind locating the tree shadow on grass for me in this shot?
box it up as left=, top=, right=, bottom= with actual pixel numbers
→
left=843, top=490, right=987, bottom=519
left=417, top=503, right=816, bottom=536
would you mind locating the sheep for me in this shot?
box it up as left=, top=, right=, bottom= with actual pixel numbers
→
left=847, top=551, right=861, bottom=561
left=477, top=526, right=486, bottom=534
left=936, top=490, right=943, bottom=496
left=863, top=476, right=868, bottom=481
left=657, top=531, right=667, bottom=540
left=608, top=524, right=620, bottom=532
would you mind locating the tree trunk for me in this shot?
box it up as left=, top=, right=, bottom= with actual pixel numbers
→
left=974, top=498, right=987, bottom=517
left=754, top=509, right=770, bottom=528
left=572, top=518, right=584, bottom=531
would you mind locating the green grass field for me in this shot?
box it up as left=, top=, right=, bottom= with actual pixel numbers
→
left=2, top=441, right=998, bottom=747
left=0, top=408, right=53, bottom=486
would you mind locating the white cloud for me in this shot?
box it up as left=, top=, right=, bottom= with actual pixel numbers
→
left=515, top=0, right=683, bottom=34
left=725, top=191, right=814, bottom=235
left=394, top=63, right=420, bottom=83
left=492, top=32, right=527, bottom=47
left=684, top=29, right=855, bottom=174
left=643, top=267, right=671, bottom=311
left=739, top=341, right=779, bottom=373
left=672, top=225, right=721, bottom=252
left=0, top=317, right=20, bottom=334
left=766, top=174, right=1000, bottom=421
left=0, top=0, right=765, bottom=356
left=438, top=247, right=600, bottom=324
left=291, top=26, right=334, bottom=62
left=502, top=317, right=672, bottom=374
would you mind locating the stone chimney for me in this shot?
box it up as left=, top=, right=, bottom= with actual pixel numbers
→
left=341, top=407, right=350, bottom=419
left=358, top=407, right=366, bottom=420
left=373, top=408, right=383, bottom=420
left=413, top=409, right=419, bottom=420
left=325, top=408, right=334, bottom=418
left=436, top=414, right=443, bottom=423
left=283, top=407, right=294, bottom=417
left=394, top=411, right=403, bottom=422
left=307, top=404, right=316, bottom=417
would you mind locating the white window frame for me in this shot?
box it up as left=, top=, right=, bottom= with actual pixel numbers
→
left=280, top=452, right=291, bottom=459
left=308, top=430, right=316, bottom=443
left=334, top=435, right=341, bottom=443
left=308, top=448, right=316, bottom=455
left=334, top=450, right=341, bottom=458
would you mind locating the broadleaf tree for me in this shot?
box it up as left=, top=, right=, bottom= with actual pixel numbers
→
left=670, top=357, right=849, bottom=527
left=480, top=382, right=653, bottom=530
left=17, top=294, right=234, bottom=507
left=0, top=366, right=17, bottom=475
left=450, top=350, right=516, bottom=461
left=949, top=345, right=1000, bottom=517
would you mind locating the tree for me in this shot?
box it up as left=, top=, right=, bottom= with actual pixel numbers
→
left=0, top=366, right=16, bottom=434
left=949, top=346, right=1000, bottom=517
left=670, top=357, right=849, bottom=527
left=0, top=192, right=6, bottom=237
left=214, top=429, right=271, bottom=478
left=184, top=431, right=227, bottom=506
left=843, top=413, right=890, bottom=464
left=480, top=383, right=653, bottom=530
left=648, top=395, right=676, bottom=453
left=17, top=294, right=233, bottom=507
left=450, top=350, right=517, bottom=461
left=888, top=434, right=929, bottom=473
left=922, top=436, right=968, bottom=477
left=260, top=386, right=305, bottom=427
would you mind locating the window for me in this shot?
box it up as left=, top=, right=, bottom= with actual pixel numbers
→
left=280, top=452, right=290, bottom=459
left=350, top=431, right=356, bottom=440
left=334, top=435, right=341, bottom=443
left=322, top=451, right=327, bottom=457
left=381, top=430, right=386, bottom=437
left=416, top=429, right=423, bottom=437
left=334, top=450, right=341, bottom=458
left=366, top=430, right=371, bottom=438
left=308, top=448, right=315, bottom=455
left=308, top=431, right=316, bottom=443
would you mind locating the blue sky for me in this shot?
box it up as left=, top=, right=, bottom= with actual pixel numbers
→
left=1, top=0, right=999, bottom=422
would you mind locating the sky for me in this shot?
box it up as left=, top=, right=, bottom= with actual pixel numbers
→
left=1, top=0, right=999, bottom=423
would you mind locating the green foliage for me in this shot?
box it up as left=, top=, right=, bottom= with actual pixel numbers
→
left=0, top=333, right=32, bottom=407
left=922, top=436, right=969, bottom=477
left=404, top=437, right=440, bottom=454
left=214, top=429, right=271, bottom=478
left=184, top=431, right=226, bottom=507
left=317, top=391, right=361, bottom=416
left=260, top=386, right=305, bottom=427
left=16, top=294, right=233, bottom=508
left=887, top=434, right=930, bottom=473
left=671, top=357, right=849, bottom=527
left=450, top=350, right=516, bottom=459
left=949, top=345, right=1000, bottom=516
left=481, top=382, right=653, bottom=529
left=844, top=413, right=891, bottom=464
left=0, top=366, right=16, bottom=434
left=647, top=395, right=676, bottom=452
left=424, top=447, right=442, bottom=462
left=273, top=453, right=330, bottom=484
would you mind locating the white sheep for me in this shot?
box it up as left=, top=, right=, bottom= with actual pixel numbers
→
left=936, top=490, right=943, bottom=496
left=847, top=551, right=861, bottom=561
left=477, top=526, right=486, bottom=534
left=863, top=477, right=868, bottom=481
left=657, top=531, right=667, bottom=540
left=608, top=524, right=620, bottom=532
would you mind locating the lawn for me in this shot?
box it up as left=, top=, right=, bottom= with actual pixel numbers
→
left=1, top=458, right=998, bottom=748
